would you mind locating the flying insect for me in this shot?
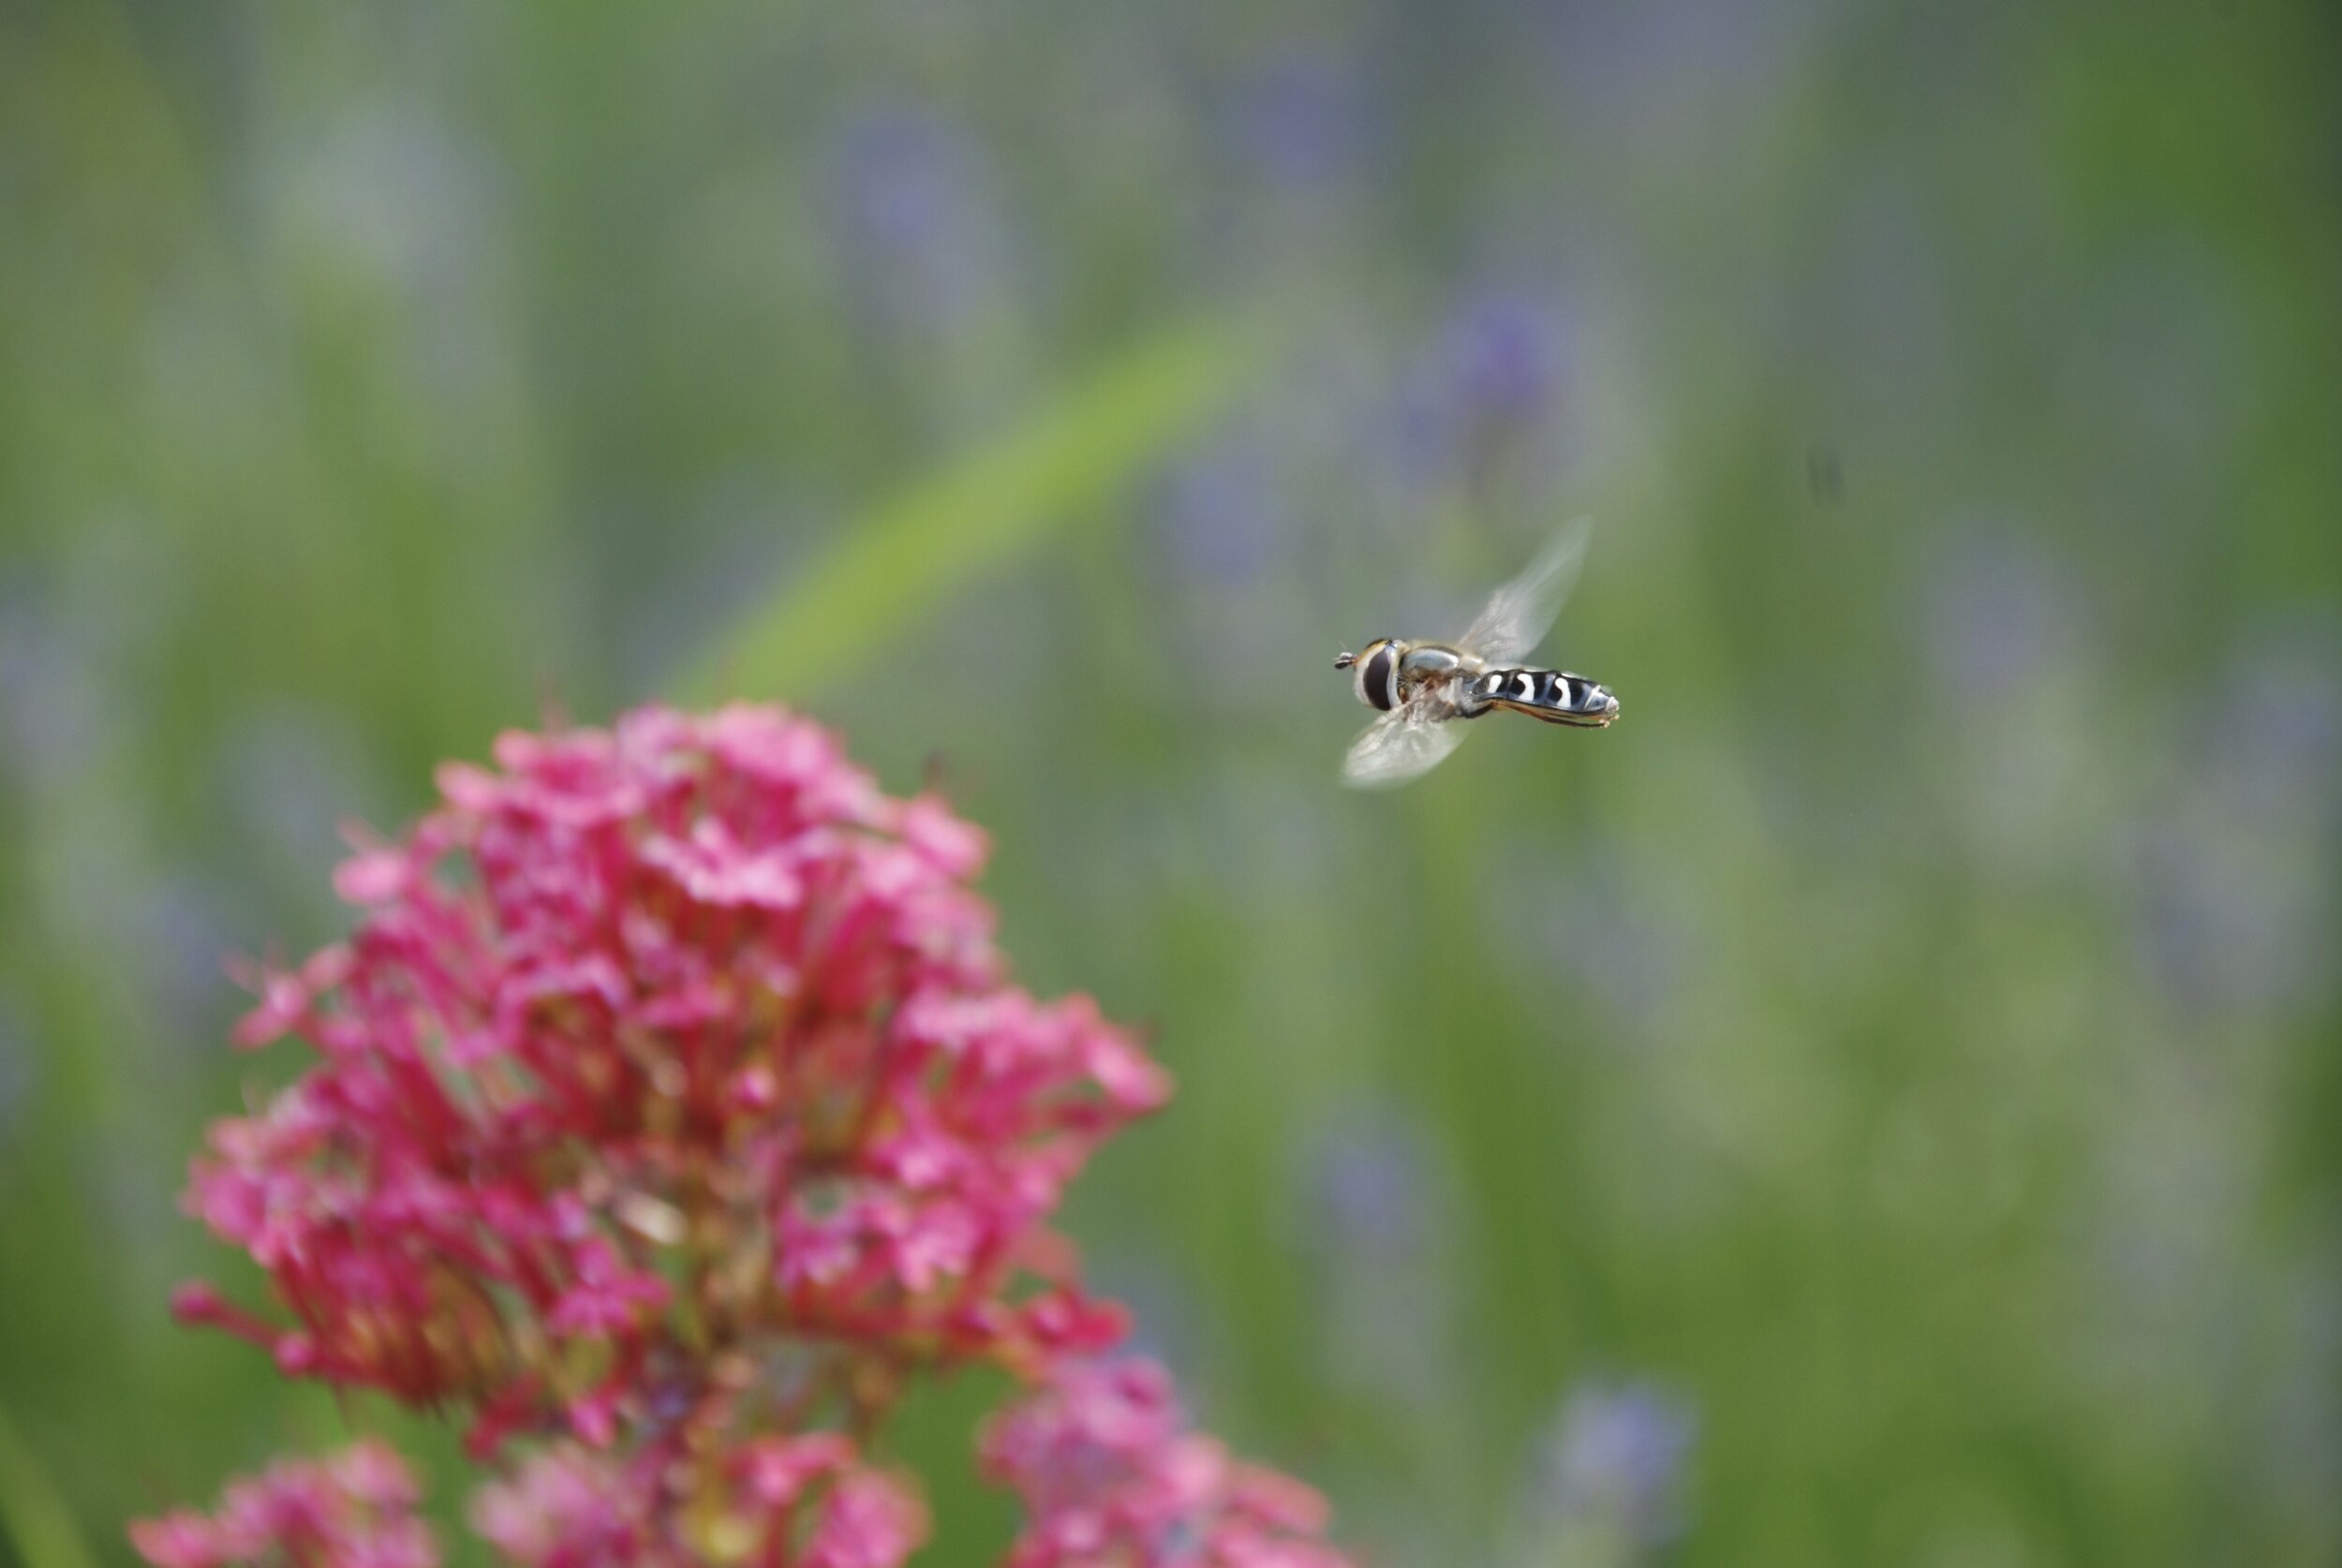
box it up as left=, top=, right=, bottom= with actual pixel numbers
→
left=1335, top=519, right=1617, bottom=789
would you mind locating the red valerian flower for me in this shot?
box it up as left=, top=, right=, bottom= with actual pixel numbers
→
left=145, top=703, right=1356, bottom=1568
left=182, top=704, right=1164, bottom=1454
left=129, top=1441, right=435, bottom=1568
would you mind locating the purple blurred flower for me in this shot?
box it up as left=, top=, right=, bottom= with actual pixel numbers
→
left=1919, top=525, right=2074, bottom=701
left=2220, top=619, right=2340, bottom=816
left=1229, top=49, right=1380, bottom=187
left=2131, top=620, right=2339, bottom=1018
left=2133, top=842, right=2305, bottom=1017
left=1437, top=291, right=1571, bottom=424
left=138, top=873, right=246, bottom=1033
left=1386, top=288, right=1576, bottom=490
left=824, top=102, right=1007, bottom=331
left=1521, top=1379, right=1697, bottom=1556
left=1298, top=1106, right=1457, bottom=1406
left=1309, top=1109, right=1433, bottom=1260
left=1490, top=844, right=1684, bottom=1032
left=1152, top=443, right=1289, bottom=586
left=0, top=575, right=108, bottom=791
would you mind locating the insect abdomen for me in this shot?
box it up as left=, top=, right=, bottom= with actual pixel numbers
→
left=1465, top=666, right=1616, bottom=727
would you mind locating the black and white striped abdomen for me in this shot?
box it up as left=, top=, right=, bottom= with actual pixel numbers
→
left=1462, top=665, right=1620, bottom=728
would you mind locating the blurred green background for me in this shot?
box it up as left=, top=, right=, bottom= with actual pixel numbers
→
left=3, top=1, right=2338, bottom=1563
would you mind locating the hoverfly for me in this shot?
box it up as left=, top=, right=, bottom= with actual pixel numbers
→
left=1334, top=518, right=1617, bottom=789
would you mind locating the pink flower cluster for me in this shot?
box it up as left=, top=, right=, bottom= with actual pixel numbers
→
left=139, top=704, right=1356, bottom=1568
left=469, top=1434, right=926, bottom=1568
left=129, top=1442, right=433, bottom=1568
left=985, top=1360, right=1356, bottom=1568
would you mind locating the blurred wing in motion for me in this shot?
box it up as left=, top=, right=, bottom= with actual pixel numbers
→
left=1341, top=699, right=1468, bottom=789
left=1454, top=517, right=1593, bottom=666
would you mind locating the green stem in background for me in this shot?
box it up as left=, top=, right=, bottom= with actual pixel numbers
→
left=0, top=1406, right=98, bottom=1568
left=695, top=315, right=1262, bottom=703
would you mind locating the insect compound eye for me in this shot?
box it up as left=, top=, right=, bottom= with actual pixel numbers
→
left=1360, top=643, right=1397, bottom=711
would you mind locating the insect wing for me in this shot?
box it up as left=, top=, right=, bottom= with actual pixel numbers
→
left=1454, top=517, right=1593, bottom=666
left=1341, top=697, right=1468, bottom=789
